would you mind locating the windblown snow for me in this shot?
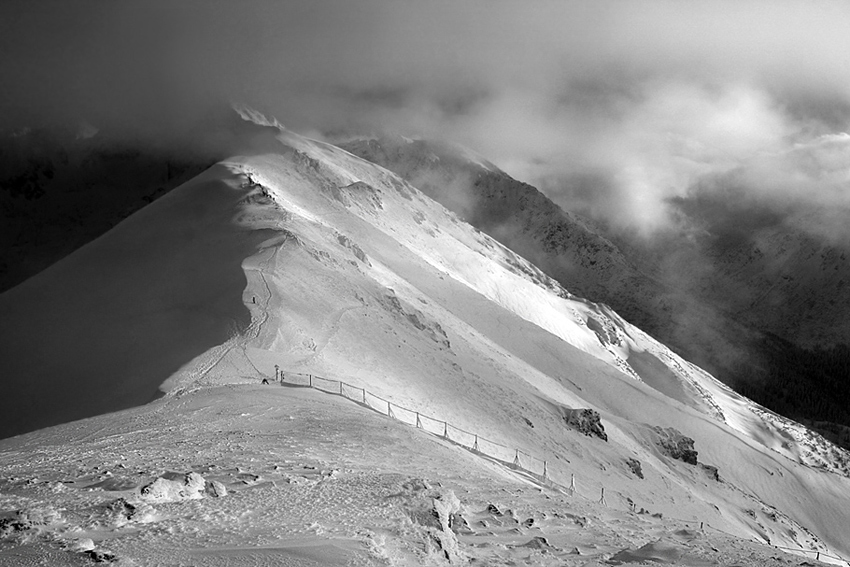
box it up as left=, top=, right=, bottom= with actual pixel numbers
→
left=1, top=110, right=849, bottom=565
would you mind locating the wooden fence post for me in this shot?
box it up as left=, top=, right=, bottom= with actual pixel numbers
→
left=416, top=412, right=422, bottom=429
left=443, top=422, right=448, bottom=439
left=309, top=374, right=312, bottom=387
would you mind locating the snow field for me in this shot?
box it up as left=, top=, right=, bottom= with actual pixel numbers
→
left=178, top=126, right=850, bottom=557
left=1, top=386, right=838, bottom=566
left=3, top=113, right=850, bottom=562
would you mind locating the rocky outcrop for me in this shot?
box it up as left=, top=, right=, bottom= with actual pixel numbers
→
left=626, top=457, right=644, bottom=479
left=140, top=472, right=206, bottom=502
left=564, top=409, right=608, bottom=441
left=700, top=463, right=721, bottom=481
left=650, top=426, right=698, bottom=465
left=380, top=290, right=452, bottom=349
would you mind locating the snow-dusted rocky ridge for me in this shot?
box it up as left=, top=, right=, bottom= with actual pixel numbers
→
left=1, top=111, right=850, bottom=564
left=335, top=136, right=774, bottom=409
left=340, top=135, right=850, bottom=449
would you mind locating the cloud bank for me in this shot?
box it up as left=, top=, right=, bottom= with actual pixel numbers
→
left=2, top=0, right=850, bottom=238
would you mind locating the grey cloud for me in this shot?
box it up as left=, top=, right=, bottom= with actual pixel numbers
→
left=2, top=0, right=850, bottom=238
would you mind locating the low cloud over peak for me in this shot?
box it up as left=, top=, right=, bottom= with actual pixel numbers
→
left=2, top=0, right=849, bottom=240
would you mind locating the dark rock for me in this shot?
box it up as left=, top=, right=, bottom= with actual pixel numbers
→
left=700, top=463, right=721, bottom=481
left=107, top=498, right=137, bottom=520
left=564, top=409, right=608, bottom=441
left=650, top=426, right=698, bottom=465
left=626, top=457, right=644, bottom=479
left=0, top=517, right=29, bottom=538
left=86, top=549, right=117, bottom=563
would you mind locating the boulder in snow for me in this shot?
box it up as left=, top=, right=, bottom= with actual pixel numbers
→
left=563, top=409, right=608, bottom=441
left=139, top=472, right=206, bottom=502
left=650, top=426, right=698, bottom=465
left=626, top=457, right=644, bottom=479
left=699, top=463, right=720, bottom=481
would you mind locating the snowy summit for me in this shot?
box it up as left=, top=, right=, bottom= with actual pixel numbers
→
left=0, top=108, right=849, bottom=565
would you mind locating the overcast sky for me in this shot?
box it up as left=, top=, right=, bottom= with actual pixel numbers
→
left=2, top=0, right=849, bottom=237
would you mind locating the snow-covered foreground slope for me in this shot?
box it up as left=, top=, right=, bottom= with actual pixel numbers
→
left=2, top=112, right=850, bottom=563
left=0, top=385, right=837, bottom=566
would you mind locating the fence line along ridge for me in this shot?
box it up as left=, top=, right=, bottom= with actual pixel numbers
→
left=268, top=369, right=849, bottom=566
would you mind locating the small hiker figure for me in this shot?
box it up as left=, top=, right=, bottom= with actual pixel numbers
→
left=274, top=364, right=280, bottom=382
left=252, top=296, right=256, bottom=304
left=261, top=377, right=269, bottom=385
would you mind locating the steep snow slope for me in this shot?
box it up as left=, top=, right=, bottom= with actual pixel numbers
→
left=2, top=112, right=850, bottom=560
left=338, top=136, right=769, bottom=398
left=337, top=136, right=666, bottom=335
left=329, top=133, right=850, bottom=475
left=0, top=165, right=279, bottom=437
left=341, top=136, right=850, bottom=450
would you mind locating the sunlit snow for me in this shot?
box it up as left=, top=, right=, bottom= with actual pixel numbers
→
left=1, top=110, right=849, bottom=565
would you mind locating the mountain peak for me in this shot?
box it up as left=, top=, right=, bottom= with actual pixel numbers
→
left=2, top=128, right=850, bottom=561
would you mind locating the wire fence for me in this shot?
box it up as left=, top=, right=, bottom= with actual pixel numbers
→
left=269, top=369, right=849, bottom=566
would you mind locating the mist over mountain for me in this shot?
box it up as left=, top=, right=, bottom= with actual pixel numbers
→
left=3, top=1, right=850, bottom=563
left=341, top=134, right=850, bottom=450
left=2, top=112, right=850, bottom=563
left=0, top=106, right=286, bottom=292
left=3, top=1, right=849, bottom=271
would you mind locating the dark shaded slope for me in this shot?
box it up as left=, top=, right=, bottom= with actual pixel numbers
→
left=0, top=165, right=275, bottom=438
left=0, top=128, right=213, bottom=293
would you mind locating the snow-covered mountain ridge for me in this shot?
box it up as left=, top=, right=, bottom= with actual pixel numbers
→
left=2, top=110, right=850, bottom=562
left=334, top=132, right=850, bottom=477
left=340, top=135, right=850, bottom=454
left=337, top=135, right=664, bottom=336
